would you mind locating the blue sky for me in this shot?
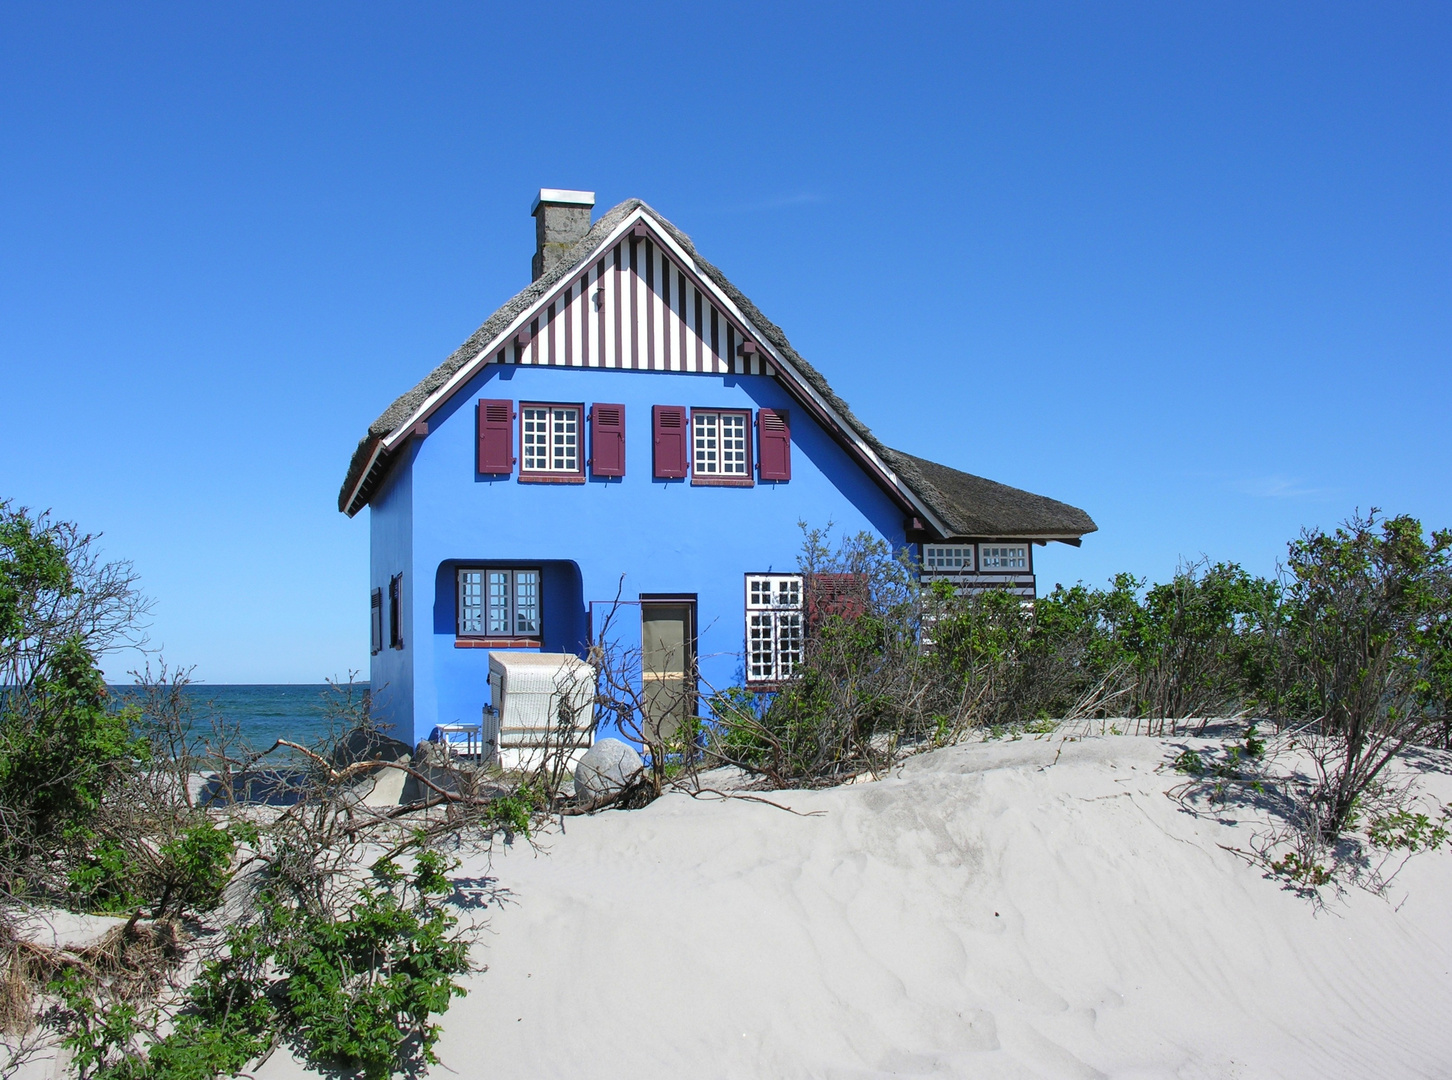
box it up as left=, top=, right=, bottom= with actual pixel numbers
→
left=1, top=2, right=1447, bottom=683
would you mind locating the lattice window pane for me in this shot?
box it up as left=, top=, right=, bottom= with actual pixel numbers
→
left=721, top=412, right=747, bottom=475
left=777, top=612, right=803, bottom=677
left=694, top=412, right=720, bottom=474
left=458, top=570, right=486, bottom=635
left=749, top=578, right=771, bottom=608
left=749, top=612, right=775, bottom=680
left=487, top=570, right=512, bottom=635
left=980, top=546, right=1028, bottom=570
left=522, top=408, right=549, bottom=472
left=924, top=544, right=974, bottom=571
left=550, top=408, right=578, bottom=472
left=514, top=570, right=540, bottom=634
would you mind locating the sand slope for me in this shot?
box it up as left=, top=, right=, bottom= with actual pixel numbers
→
left=263, top=734, right=1452, bottom=1079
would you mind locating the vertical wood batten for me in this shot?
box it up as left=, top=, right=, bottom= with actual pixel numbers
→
left=613, top=243, right=624, bottom=370
left=628, top=239, right=640, bottom=370
left=677, top=271, right=688, bottom=375
left=663, top=250, right=676, bottom=371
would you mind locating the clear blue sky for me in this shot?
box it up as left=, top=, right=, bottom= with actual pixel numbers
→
left=2, top=3, right=1447, bottom=683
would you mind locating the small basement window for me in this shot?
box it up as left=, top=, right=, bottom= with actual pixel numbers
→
left=520, top=404, right=583, bottom=479
left=745, top=573, right=804, bottom=684
left=458, top=568, right=541, bottom=638
left=692, top=409, right=751, bottom=482
left=979, top=545, right=1029, bottom=571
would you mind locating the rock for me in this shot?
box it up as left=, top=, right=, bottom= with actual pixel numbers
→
left=361, top=754, right=411, bottom=807
left=331, top=726, right=412, bottom=770
left=574, top=739, right=643, bottom=808
left=414, top=739, right=452, bottom=769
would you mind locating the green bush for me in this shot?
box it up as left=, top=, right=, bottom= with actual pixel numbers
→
left=271, top=850, right=470, bottom=1080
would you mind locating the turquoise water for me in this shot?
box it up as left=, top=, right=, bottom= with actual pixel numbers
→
left=109, top=683, right=377, bottom=756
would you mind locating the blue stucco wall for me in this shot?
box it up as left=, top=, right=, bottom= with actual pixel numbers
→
left=368, top=446, right=414, bottom=734
left=376, top=364, right=908, bottom=746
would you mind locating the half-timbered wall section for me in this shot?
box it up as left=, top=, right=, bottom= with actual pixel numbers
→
left=491, top=234, right=777, bottom=377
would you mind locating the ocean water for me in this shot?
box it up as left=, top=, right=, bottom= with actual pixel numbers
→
left=109, top=684, right=376, bottom=756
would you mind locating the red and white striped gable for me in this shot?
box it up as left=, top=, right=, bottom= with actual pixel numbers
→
left=490, top=226, right=776, bottom=376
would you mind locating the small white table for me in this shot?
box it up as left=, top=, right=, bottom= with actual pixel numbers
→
left=434, top=722, right=483, bottom=759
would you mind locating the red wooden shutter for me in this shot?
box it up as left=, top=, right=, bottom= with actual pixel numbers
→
left=652, top=405, right=688, bottom=478
left=590, top=403, right=626, bottom=477
left=477, top=399, right=514, bottom=474
left=757, top=408, right=791, bottom=481
left=807, top=572, right=867, bottom=629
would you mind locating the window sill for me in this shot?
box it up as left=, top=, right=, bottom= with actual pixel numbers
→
left=455, top=638, right=542, bottom=649
left=518, top=473, right=586, bottom=484
left=691, top=476, right=754, bottom=487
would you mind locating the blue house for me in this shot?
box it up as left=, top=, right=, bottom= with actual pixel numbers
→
left=339, top=190, right=1096, bottom=747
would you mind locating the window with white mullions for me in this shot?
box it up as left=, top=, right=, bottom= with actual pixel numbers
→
left=745, top=573, right=804, bottom=683
left=922, top=545, right=974, bottom=573
left=979, top=545, right=1029, bottom=570
left=521, top=404, right=581, bottom=474
left=693, top=411, right=749, bottom=476
left=458, top=568, right=541, bottom=638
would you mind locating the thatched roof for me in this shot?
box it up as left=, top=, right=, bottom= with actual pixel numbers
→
left=338, top=199, right=1096, bottom=542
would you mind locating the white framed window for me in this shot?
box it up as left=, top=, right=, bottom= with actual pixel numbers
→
left=458, top=568, right=541, bottom=638
left=745, top=573, right=804, bottom=683
left=979, top=545, right=1029, bottom=571
left=692, top=410, right=750, bottom=478
left=520, top=404, right=581, bottom=475
left=922, top=544, right=974, bottom=573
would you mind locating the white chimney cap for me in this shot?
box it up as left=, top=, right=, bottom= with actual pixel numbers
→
left=531, top=189, right=596, bottom=213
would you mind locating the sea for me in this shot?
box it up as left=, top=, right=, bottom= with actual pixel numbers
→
left=108, top=683, right=376, bottom=759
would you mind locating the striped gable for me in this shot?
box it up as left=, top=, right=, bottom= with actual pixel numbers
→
left=493, top=228, right=775, bottom=377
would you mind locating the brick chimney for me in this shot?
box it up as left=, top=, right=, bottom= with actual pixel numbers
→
left=531, top=189, right=595, bottom=281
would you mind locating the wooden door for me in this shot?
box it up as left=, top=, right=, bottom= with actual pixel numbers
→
left=641, top=601, right=695, bottom=747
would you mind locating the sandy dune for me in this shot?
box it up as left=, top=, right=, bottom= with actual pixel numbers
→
left=253, top=732, right=1452, bottom=1079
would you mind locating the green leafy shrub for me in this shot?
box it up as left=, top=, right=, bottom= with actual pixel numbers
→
left=1367, top=807, right=1452, bottom=853
left=1265, top=512, right=1452, bottom=837
left=272, top=850, right=470, bottom=1080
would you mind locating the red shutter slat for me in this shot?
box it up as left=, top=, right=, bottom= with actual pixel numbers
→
left=590, top=403, right=626, bottom=477
left=652, top=405, right=688, bottom=478
left=807, top=572, right=867, bottom=629
left=757, top=408, right=791, bottom=481
left=477, top=399, right=514, bottom=475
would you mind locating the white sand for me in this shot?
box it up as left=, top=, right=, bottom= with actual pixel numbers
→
left=257, top=733, right=1451, bottom=1077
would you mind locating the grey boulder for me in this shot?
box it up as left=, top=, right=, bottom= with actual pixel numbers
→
left=332, top=726, right=412, bottom=769
left=574, top=739, right=643, bottom=807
